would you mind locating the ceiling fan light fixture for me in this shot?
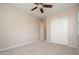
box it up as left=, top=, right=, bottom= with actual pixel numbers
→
left=38, top=5, right=43, bottom=8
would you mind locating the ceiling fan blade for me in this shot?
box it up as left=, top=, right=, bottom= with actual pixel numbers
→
left=40, top=8, right=44, bottom=13
left=43, top=5, right=53, bottom=8
left=34, top=3, right=43, bottom=5
left=31, top=7, right=38, bottom=11
left=34, top=3, right=39, bottom=5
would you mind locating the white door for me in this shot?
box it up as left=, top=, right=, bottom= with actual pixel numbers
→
left=40, top=23, right=45, bottom=40
left=50, top=17, right=68, bottom=45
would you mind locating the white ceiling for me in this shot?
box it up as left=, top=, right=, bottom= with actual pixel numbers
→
left=10, top=3, right=77, bottom=19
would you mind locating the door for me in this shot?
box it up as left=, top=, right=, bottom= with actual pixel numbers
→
left=40, top=23, right=45, bottom=40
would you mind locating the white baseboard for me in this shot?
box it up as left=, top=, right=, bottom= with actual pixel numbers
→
left=0, top=40, right=39, bottom=52
left=47, top=40, right=78, bottom=48
left=68, top=45, right=78, bottom=48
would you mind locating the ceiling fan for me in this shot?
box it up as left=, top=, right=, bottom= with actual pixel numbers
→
left=31, top=3, right=53, bottom=13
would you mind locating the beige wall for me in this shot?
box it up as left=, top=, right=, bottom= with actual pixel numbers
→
left=0, top=4, right=41, bottom=50
left=77, top=4, right=79, bottom=54
left=46, top=6, right=78, bottom=47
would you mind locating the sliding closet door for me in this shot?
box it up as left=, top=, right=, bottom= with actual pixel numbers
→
left=50, top=17, right=68, bottom=45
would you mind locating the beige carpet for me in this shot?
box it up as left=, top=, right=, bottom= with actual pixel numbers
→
left=0, top=40, right=78, bottom=55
